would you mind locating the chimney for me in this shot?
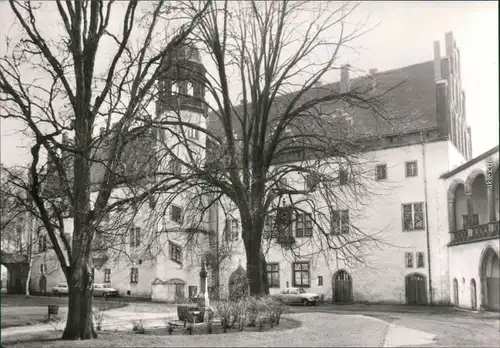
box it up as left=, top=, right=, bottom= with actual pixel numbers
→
left=433, top=41, right=442, bottom=80
left=435, top=80, right=449, bottom=138
left=62, top=132, right=69, bottom=145
left=340, top=64, right=350, bottom=93
left=445, top=32, right=455, bottom=72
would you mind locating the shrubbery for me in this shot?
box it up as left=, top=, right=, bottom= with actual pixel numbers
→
left=211, top=295, right=285, bottom=333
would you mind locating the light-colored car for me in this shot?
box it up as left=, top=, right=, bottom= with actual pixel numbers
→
left=93, top=283, right=119, bottom=298
left=52, top=282, right=69, bottom=295
left=272, top=287, right=320, bottom=306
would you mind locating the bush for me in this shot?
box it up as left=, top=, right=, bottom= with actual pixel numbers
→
left=132, top=320, right=145, bottom=334
left=210, top=295, right=286, bottom=332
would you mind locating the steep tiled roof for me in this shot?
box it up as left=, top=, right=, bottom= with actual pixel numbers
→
left=207, top=60, right=438, bottom=138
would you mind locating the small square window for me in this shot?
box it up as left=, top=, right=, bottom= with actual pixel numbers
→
left=405, top=161, right=418, bottom=177
left=376, top=164, right=387, bottom=180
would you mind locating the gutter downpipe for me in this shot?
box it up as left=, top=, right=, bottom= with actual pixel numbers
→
left=421, top=132, right=434, bottom=305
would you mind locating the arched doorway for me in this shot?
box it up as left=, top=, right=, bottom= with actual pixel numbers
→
left=453, top=278, right=459, bottom=305
left=480, top=248, right=500, bottom=311
left=470, top=279, right=477, bottom=309
left=333, top=270, right=353, bottom=303
left=405, top=273, right=428, bottom=305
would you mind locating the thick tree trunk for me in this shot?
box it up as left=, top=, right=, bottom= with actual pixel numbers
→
left=244, top=238, right=268, bottom=296
left=62, top=264, right=97, bottom=340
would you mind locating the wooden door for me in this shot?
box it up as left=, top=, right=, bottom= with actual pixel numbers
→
left=470, top=279, right=477, bottom=309
left=486, top=277, right=500, bottom=310
left=334, top=271, right=353, bottom=303
left=175, top=284, right=185, bottom=301
left=453, top=278, right=459, bottom=305
left=405, top=274, right=428, bottom=305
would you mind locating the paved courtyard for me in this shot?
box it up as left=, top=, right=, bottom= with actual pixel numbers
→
left=1, top=297, right=499, bottom=347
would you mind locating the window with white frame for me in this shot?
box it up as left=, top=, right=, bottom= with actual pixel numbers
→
left=296, top=212, right=313, bottom=237
left=376, top=164, right=387, bottom=180
left=186, top=126, right=199, bottom=140
left=331, top=209, right=349, bottom=234
left=170, top=159, right=182, bottom=175
left=405, top=161, right=418, bottom=177
left=104, top=268, right=111, bottom=283
left=171, top=205, right=183, bottom=223
left=266, top=263, right=280, bottom=288
left=169, top=241, right=182, bottom=264
left=402, top=203, right=424, bottom=231
left=292, top=262, right=310, bottom=287
left=339, top=168, right=348, bottom=186
left=130, top=267, right=139, bottom=283
left=264, top=215, right=276, bottom=239
left=40, top=264, right=47, bottom=274
left=171, top=82, right=179, bottom=95
left=416, top=252, right=425, bottom=268
left=225, top=218, right=239, bottom=241
left=305, top=174, right=319, bottom=191
left=129, top=227, right=141, bottom=248
left=405, top=252, right=413, bottom=268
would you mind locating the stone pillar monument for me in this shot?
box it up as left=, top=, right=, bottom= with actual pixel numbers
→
left=197, top=261, right=210, bottom=321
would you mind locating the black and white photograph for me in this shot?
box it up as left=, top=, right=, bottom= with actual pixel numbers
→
left=1, top=1, right=498, bottom=347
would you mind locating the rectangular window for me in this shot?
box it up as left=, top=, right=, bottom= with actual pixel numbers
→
left=130, top=267, right=139, bottom=283
left=278, top=177, right=288, bottom=190
left=129, top=227, right=141, bottom=248
left=104, top=269, right=111, bottom=283
left=317, top=275, right=323, bottom=287
left=416, top=252, right=425, bottom=268
left=405, top=252, right=413, bottom=268
left=39, top=235, right=47, bottom=252
left=169, top=241, right=182, bottom=264
left=266, top=263, right=280, bottom=288
left=331, top=210, right=349, bottom=234
left=376, top=164, right=387, bottom=180
left=293, top=262, right=310, bottom=287
left=305, top=174, right=319, bottom=191
left=402, top=203, right=424, bottom=231
left=296, top=212, right=313, bottom=237
left=264, top=215, right=276, bottom=239
left=40, top=264, right=47, bottom=274
left=170, top=159, right=182, bottom=175
left=339, top=168, right=348, bottom=186
left=188, top=285, right=198, bottom=298
left=462, top=214, right=479, bottom=228
left=171, top=205, right=183, bottom=223
left=405, top=161, right=418, bottom=177
left=224, top=219, right=239, bottom=241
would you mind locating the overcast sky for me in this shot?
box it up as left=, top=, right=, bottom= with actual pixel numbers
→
left=1, top=1, right=498, bottom=167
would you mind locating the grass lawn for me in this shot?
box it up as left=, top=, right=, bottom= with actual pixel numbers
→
left=1, top=318, right=301, bottom=348
left=1, top=295, right=127, bottom=329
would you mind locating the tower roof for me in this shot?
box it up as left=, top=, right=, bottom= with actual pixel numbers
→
left=172, top=40, right=202, bottom=65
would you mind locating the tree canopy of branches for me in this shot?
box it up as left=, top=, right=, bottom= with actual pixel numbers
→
left=0, top=0, right=211, bottom=340
left=153, top=0, right=409, bottom=295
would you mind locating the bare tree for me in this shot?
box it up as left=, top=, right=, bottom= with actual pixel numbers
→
left=0, top=0, right=211, bottom=340
left=149, top=0, right=412, bottom=295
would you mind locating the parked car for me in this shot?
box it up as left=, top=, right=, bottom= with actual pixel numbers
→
left=272, top=287, right=320, bottom=306
left=52, top=282, right=69, bottom=295
left=93, top=283, right=119, bottom=298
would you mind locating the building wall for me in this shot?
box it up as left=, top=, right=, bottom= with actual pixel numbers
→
left=448, top=240, right=500, bottom=309
left=217, top=139, right=458, bottom=304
